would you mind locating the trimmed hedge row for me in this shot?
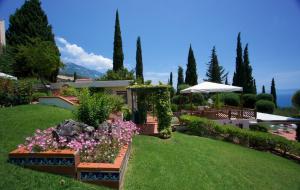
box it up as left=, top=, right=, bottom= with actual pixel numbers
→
left=179, top=115, right=300, bottom=157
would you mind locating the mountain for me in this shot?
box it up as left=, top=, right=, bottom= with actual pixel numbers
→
left=59, top=62, right=103, bottom=79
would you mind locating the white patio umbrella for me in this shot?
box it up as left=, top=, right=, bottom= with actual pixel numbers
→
left=0, top=72, right=17, bottom=80
left=180, top=81, right=242, bottom=94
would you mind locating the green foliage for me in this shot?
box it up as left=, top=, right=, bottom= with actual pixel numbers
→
left=242, top=94, right=256, bottom=108
left=256, top=100, right=275, bottom=114
left=179, top=115, right=300, bottom=158
left=177, top=66, right=184, bottom=94
left=155, top=90, right=172, bottom=138
left=249, top=124, right=268, bottom=133
left=177, top=84, right=190, bottom=93
left=221, top=93, right=240, bottom=107
left=172, top=95, right=189, bottom=105
left=171, top=104, right=178, bottom=112
left=113, top=10, right=124, bottom=71
left=75, top=89, right=124, bottom=127
left=256, top=93, right=273, bottom=102
left=185, top=45, right=198, bottom=86
left=135, top=92, right=147, bottom=124
left=60, top=86, right=77, bottom=96
left=135, top=36, right=144, bottom=83
left=0, top=78, right=36, bottom=106
left=232, top=32, right=245, bottom=88
left=0, top=46, right=15, bottom=75
left=31, top=92, right=47, bottom=101
left=15, top=38, right=62, bottom=82
left=262, top=85, right=266, bottom=93
left=292, top=90, right=300, bottom=110
left=100, top=68, right=134, bottom=80
left=122, top=105, right=132, bottom=121
left=6, top=0, right=59, bottom=82
left=205, top=46, right=227, bottom=83
left=243, top=44, right=256, bottom=94
left=271, top=78, right=277, bottom=107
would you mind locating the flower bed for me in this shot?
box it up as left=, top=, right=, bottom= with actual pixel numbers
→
left=8, top=119, right=138, bottom=189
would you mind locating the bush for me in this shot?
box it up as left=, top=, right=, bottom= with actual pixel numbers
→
left=222, top=93, right=240, bottom=107
left=171, top=104, right=178, bottom=112
left=122, top=105, right=132, bottom=121
left=256, top=93, right=273, bottom=102
left=179, top=114, right=300, bottom=158
left=156, top=89, right=172, bottom=138
left=172, top=95, right=189, bottom=105
left=32, top=92, right=47, bottom=101
left=192, top=93, right=204, bottom=105
left=242, top=94, right=256, bottom=108
left=60, top=86, right=77, bottom=96
left=75, top=89, right=124, bottom=127
left=292, top=90, right=300, bottom=110
left=107, top=94, right=125, bottom=113
left=249, top=124, right=268, bottom=132
left=256, top=100, right=275, bottom=114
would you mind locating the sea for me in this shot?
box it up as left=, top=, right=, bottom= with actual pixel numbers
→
left=277, top=89, right=298, bottom=108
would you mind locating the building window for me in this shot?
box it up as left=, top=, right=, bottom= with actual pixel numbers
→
left=116, top=91, right=128, bottom=104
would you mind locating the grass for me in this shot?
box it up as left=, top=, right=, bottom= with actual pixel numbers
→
left=1, top=105, right=300, bottom=190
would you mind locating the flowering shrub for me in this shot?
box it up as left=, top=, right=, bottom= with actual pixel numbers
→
left=18, top=120, right=138, bottom=163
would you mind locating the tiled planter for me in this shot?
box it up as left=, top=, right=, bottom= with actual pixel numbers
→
left=8, top=148, right=80, bottom=177
left=77, top=144, right=131, bottom=189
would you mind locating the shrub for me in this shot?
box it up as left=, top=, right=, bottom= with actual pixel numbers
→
left=256, top=93, right=273, bottom=102
left=172, top=95, right=189, bottom=105
left=179, top=114, right=300, bottom=158
left=107, top=94, right=125, bottom=113
left=156, top=89, right=172, bottom=138
left=122, top=105, right=132, bottom=121
left=32, top=92, right=47, bottom=101
left=192, top=93, right=204, bottom=105
left=292, top=90, right=300, bottom=110
left=222, top=93, right=240, bottom=107
left=249, top=123, right=268, bottom=132
left=256, top=100, right=275, bottom=114
left=60, top=86, right=77, bottom=96
left=171, top=104, right=178, bottom=112
left=242, top=94, right=256, bottom=108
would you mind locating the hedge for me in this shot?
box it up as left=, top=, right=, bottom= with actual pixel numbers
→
left=220, top=93, right=240, bottom=107
left=179, top=115, right=300, bottom=158
left=256, top=93, right=274, bottom=102
left=256, top=100, right=275, bottom=114
left=242, top=94, right=256, bottom=108
left=249, top=124, right=268, bottom=133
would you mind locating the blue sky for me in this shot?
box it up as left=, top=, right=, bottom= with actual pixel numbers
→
left=1, top=0, right=300, bottom=91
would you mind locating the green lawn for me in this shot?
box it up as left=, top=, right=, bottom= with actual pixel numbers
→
left=1, top=105, right=300, bottom=190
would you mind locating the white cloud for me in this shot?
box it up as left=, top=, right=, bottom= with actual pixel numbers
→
left=55, top=37, right=112, bottom=72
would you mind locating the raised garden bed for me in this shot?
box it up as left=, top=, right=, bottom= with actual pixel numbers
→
left=9, top=148, right=79, bottom=177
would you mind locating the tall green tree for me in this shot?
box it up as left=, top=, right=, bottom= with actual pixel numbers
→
left=271, top=78, right=277, bottom=107
left=262, top=85, right=266, bottom=93
left=205, top=46, right=227, bottom=83
left=6, top=0, right=60, bottom=82
left=185, top=45, right=198, bottom=86
left=113, top=10, right=124, bottom=72
left=169, top=72, right=173, bottom=86
left=253, top=79, right=257, bottom=94
left=135, top=36, right=144, bottom=83
left=169, top=72, right=175, bottom=97
left=232, top=32, right=244, bottom=88
left=243, top=44, right=255, bottom=93
left=177, top=66, right=184, bottom=94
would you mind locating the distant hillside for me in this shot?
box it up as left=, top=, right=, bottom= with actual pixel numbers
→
left=59, top=62, right=103, bottom=79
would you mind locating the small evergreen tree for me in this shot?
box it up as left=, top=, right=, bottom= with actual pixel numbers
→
left=253, top=79, right=257, bottom=94
left=270, top=78, right=277, bottom=107
left=232, top=32, right=245, bottom=88
left=73, top=72, right=77, bottom=82
left=177, top=66, right=184, bottom=94
left=135, top=36, right=144, bottom=83
left=185, top=45, right=198, bottom=86
left=205, top=46, right=226, bottom=83
left=225, top=76, right=229, bottom=85
left=169, top=72, right=175, bottom=97
left=113, top=10, right=124, bottom=71
left=262, top=85, right=266, bottom=93
left=243, top=44, right=255, bottom=93
left=169, top=72, right=173, bottom=86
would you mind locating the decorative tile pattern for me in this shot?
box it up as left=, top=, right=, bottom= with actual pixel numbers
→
left=9, top=157, right=75, bottom=166
left=80, top=171, right=120, bottom=181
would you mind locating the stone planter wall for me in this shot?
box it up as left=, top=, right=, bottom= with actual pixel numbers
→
left=9, top=145, right=131, bottom=189
left=77, top=144, right=131, bottom=189
left=8, top=148, right=80, bottom=177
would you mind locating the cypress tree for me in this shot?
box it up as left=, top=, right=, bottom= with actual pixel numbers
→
left=271, top=78, right=277, bottom=107
left=232, top=32, right=244, bottom=88
left=243, top=44, right=255, bottom=93
left=135, top=36, right=144, bottom=83
left=113, top=10, right=124, bottom=71
left=253, top=79, right=257, bottom=94
left=6, top=0, right=60, bottom=82
left=169, top=72, right=173, bottom=86
left=206, top=46, right=226, bottom=83
left=73, top=72, right=77, bottom=82
left=262, top=85, right=266, bottom=93
left=177, top=66, right=184, bottom=94
left=185, top=45, right=198, bottom=86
